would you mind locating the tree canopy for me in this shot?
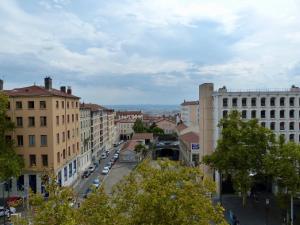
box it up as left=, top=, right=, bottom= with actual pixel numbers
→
left=0, top=92, right=24, bottom=181
left=132, top=118, right=147, bottom=133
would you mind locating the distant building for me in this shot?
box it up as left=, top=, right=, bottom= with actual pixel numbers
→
left=119, top=140, right=142, bottom=163
left=132, top=133, right=154, bottom=145
left=116, top=110, right=143, bottom=120
left=179, top=131, right=199, bottom=166
left=155, top=118, right=176, bottom=134
left=1, top=77, right=80, bottom=195
left=180, top=100, right=199, bottom=127
left=116, top=119, right=135, bottom=140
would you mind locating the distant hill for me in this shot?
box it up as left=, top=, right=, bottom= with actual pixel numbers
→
left=105, top=104, right=180, bottom=115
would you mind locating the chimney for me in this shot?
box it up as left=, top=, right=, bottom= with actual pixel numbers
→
left=44, top=77, right=52, bottom=90
left=60, top=86, right=66, bottom=93
left=67, top=86, right=72, bottom=95
left=0, top=79, right=3, bottom=91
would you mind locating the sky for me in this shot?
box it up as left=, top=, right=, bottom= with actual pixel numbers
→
left=1, top=0, right=300, bottom=104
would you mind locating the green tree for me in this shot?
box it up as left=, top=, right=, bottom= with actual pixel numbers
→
left=203, top=110, right=276, bottom=206
left=0, top=93, right=24, bottom=181
left=132, top=118, right=146, bottom=133
left=112, top=159, right=228, bottom=225
left=134, top=143, right=148, bottom=157
left=152, top=126, right=164, bottom=135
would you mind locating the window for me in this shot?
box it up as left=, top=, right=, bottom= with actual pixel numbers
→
left=40, top=116, right=47, bottom=127
left=242, top=110, right=247, bottom=119
left=64, top=167, right=68, bottom=182
left=30, top=155, right=36, bottom=167
left=251, top=98, right=256, bottom=106
left=290, top=97, right=295, bottom=106
left=40, top=101, right=46, bottom=109
left=290, top=122, right=294, bottom=130
left=223, top=98, right=228, bottom=107
left=72, top=144, right=75, bottom=153
left=72, top=102, right=74, bottom=108
left=62, top=115, right=65, bottom=124
left=42, top=155, right=48, bottom=167
left=56, top=133, right=60, bottom=144
left=261, top=122, right=266, bottom=127
left=68, top=146, right=71, bottom=156
left=62, top=132, right=65, bottom=142
left=270, top=97, right=276, bottom=106
left=69, top=163, right=72, bottom=178
left=28, top=101, right=34, bottom=109
left=280, top=97, right=285, bottom=106
left=56, top=101, right=59, bottom=109
left=72, top=114, right=74, bottom=122
left=67, top=101, right=69, bottom=109
left=232, top=98, right=238, bottom=107
left=56, top=116, right=59, bottom=125
left=28, top=117, right=35, bottom=127
left=270, top=122, right=275, bottom=130
left=67, top=115, right=70, bottom=123
left=67, top=130, right=70, bottom=139
left=17, top=135, right=23, bottom=146
left=289, top=134, right=295, bottom=142
left=16, top=101, right=22, bottom=109
left=62, top=101, right=64, bottom=108
left=41, top=135, right=47, bottom=146
left=76, top=114, right=78, bottom=121
left=251, top=110, right=256, bottom=118
left=261, top=110, right=266, bottom=118
left=57, top=152, right=60, bottom=163
left=16, top=117, right=23, bottom=127
left=260, top=97, right=266, bottom=106
left=280, top=122, right=285, bottom=130
left=63, top=149, right=66, bottom=159
left=290, top=110, right=295, bottom=118
left=242, top=98, right=247, bottom=107
left=77, top=142, right=79, bottom=151
left=270, top=110, right=275, bottom=119
left=223, top=110, right=228, bottom=118
left=76, top=102, right=78, bottom=108
left=29, top=135, right=35, bottom=146
left=280, top=110, right=285, bottom=118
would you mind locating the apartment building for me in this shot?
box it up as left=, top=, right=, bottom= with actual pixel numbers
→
left=180, top=100, right=199, bottom=127
left=1, top=77, right=80, bottom=195
left=199, top=83, right=300, bottom=193
left=116, top=111, right=143, bottom=120
left=116, top=119, right=135, bottom=140
left=79, top=105, right=92, bottom=172
left=104, top=108, right=116, bottom=149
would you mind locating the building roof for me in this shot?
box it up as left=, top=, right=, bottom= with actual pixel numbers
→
left=179, top=132, right=199, bottom=147
left=181, top=100, right=199, bottom=106
left=4, top=85, right=79, bottom=99
left=132, top=133, right=154, bottom=140
left=116, top=110, right=142, bottom=116
left=121, top=140, right=140, bottom=151
left=80, top=103, right=103, bottom=112
left=115, top=119, right=136, bottom=123
left=154, top=117, right=176, bottom=124
left=176, top=123, right=188, bottom=132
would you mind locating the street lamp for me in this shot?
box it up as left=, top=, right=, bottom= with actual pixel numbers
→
left=265, top=198, right=270, bottom=225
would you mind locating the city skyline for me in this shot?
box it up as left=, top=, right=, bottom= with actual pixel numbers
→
left=1, top=0, right=300, bottom=104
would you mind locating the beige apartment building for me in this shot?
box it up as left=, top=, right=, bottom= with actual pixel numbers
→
left=104, top=108, right=116, bottom=149
left=116, top=119, right=135, bottom=140
left=1, top=77, right=80, bottom=195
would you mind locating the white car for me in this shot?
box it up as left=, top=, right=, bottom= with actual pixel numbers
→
left=92, top=179, right=101, bottom=188
left=102, top=168, right=109, bottom=175
left=113, top=153, right=119, bottom=159
left=0, top=206, right=16, bottom=217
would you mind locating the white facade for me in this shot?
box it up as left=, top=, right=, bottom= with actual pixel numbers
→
left=79, top=108, right=92, bottom=172
left=180, top=101, right=199, bottom=127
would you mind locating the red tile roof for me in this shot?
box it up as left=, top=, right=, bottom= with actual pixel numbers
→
left=4, top=85, right=79, bottom=99
left=117, top=111, right=142, bottom=116
left=176, top=123, right=188, bottom=132
left=181, top=100, right=199, bottom=106
left=80, top=103, right=103, bottom=112
left=179, top=132, right=199, bottom=146
left=121, top=140, right=140, bottom=151
left=132, top=133, right=154, bottom=140
left=115, top=119, right=136, bottom=123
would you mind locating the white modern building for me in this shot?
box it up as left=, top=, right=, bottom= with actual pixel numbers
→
left=79, top=106, right=92, bottom=172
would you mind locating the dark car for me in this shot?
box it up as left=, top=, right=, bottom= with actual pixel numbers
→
left=83, top=188, right=92, bottom=198
left=81, top=170, right=90, bottom=178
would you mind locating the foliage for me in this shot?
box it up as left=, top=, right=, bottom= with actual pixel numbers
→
left=112, top=159, right=228, bottom=225
left=0, top=92, right=24, bottom=181
left=132, top=118, right=147, bottom=133
left=151, top=126, right=164, bottom=135
left=134, top=143, right=148, bottom=157
left=203, top=110, right=276, bottom=206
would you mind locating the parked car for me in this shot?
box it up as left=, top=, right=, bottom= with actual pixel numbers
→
left=110, top=158, right=116, bottom=164
left=83, top=188, right=92, bottom=198
left=88, top=165, right=96, bottom=173
left=92, top=179, right=101, bottom=189
left=113, top=143, right=118, bottom=147
left=82, top=170, right=90, bottom=178
left=105, top=162, right=113, bottom=169
left=102, top=168, right=109, bottom=175
left=93, top=162, right=99, bottom=168
left=100, top=153, right=107, bottom=159
left=0, top=206, right=16, bottom=217
left=113, top=153, right=119, bottom=159
left=116, top=149, right=121, bottom=154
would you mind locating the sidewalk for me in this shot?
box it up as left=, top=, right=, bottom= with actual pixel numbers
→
left=221, top=193, right=300, bottom=225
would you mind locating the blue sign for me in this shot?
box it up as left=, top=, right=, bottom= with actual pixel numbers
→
left=191, top=143, right=199, bottom=150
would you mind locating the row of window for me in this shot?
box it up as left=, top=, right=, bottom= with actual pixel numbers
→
left=57, top=143, right=79, bottom=164
left=25, top=154, right=48, bottom=167
left=9, top=100, right=79, bottom=110
left=7, top=135, right=48, bottom=147
left=56, top=129, right=78, bottom=143
left=55, top=100, right=78, bottom=109
left=223, top=109, right=300, bottom=119
left=56, top=114, right=79, bottom=125
left=10, top=116, right=47, bottom=127
left=260, top=121, right=300, bottom=131
left=223, top=96, right=300, bottom=107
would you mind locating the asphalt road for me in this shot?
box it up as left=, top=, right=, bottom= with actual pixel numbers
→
left=74, top=146, right=120, bottom=198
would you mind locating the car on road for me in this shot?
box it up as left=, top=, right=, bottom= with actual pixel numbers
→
left=82, top=170, right=91, bottom=178
left=113, top=143, right=118, bottom=147
left=0, top=206, right=16, bottom=217
left=110, top=158, right=116, bottom=164
left=101, top=153, right=107, bottom=159
left=92, top=179, right=101, bottom=188
left=113, top=153, right=119, bottom=159
left=88, top=165, right=96, bottom=173
left=102, top=168, right=109, bottom=175
left=116, top=149, right=121, bottom=154
left=105, top=162, right=113, bottom=169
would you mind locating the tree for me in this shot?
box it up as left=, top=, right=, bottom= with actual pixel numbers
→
left=132, top=118, right=146, bottom=133
left=152, top=126, right=164, bottom=135
left=134, top=143, right=148, bottom=157
left=112, top=159, right=227, bottom=225
left=0, top=93, right=24, bottom=181
left=203, top=110, right=276, bottom=206
left=264, top=140, right=300, bottom=223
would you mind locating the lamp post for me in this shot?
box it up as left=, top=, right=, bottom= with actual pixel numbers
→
left=265, top=198, right=270, bottom=225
